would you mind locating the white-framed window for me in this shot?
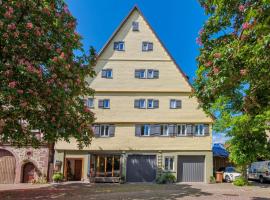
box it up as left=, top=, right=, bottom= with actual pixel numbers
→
left=132, top=21, right=139, bottom=31
left=147, top=99, right=154, bottom=109
left=177, top=124, right=186, bottom=136
left=170, top=99, right=182, bottom=109
left=142, top=42, right=153, bottom=51
left=139, top=99, right=146, bottom=109
left=100, top=124, right=110, bottom=137
left=160, top=124, right=169, bottom=136
left=114, top=41, right=125, bottom=51
left=147, top=69, right=154, bottom=79
left=86, top=98, right=94, bottom=108
left=101, top=69, right=113, bottom=78
left=195, top=124, right=204, bottom=136
left=139, top=70, right=146, bottom=79
left=103, top=99, right=110, bottom=109
left=141, top=124, right=150, bottom=136
left=164, top=156, right=174, bottom=171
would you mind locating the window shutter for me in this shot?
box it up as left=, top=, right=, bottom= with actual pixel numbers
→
left=153, top=70, right=159, bottom=79
left=168, top=125, right=176, bottom=136
left=135, top=70, right=140, bottom=78
left=176, top=100, right=182, bottom=108
left=150, top=125, right=156, bottom=136
left=93, top=125, right=100, bottom=137
left=148, top=42, right=153, bottom=51
left=101, top=70, right=107, bottom=78
left=134, top=99, right=139, bottom=108
left=204, top=124, right=209, bottom=136
left=109, top=125, right=115, bottom=137
left=98, top=100, right=104, bottom=108
left=186, top=124, right=193, bottom=136
left=153, top=100, right=159, bottom=108
left=153, top=124, right=161, bottom=136
left=113, top=42, right=118, bottom=50
left=135, top=125, right=141, bottom=136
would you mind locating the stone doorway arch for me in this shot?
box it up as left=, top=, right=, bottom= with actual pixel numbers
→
left=0, top=149, right=16, bottom=183
left=22, top=162, right=36, bottom=183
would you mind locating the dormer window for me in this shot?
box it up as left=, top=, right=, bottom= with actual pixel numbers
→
left=142, top=42, right=153, bottom=51
left=114, top=41, right=125, bottom=51
left=132, top=21, right=139, bottom=31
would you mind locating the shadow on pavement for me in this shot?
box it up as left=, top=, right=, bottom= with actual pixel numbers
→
left=0, top=183, right=213, bottom=200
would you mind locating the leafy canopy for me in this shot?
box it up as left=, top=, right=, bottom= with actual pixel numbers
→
left=194, top=0, right=270, bottom=166
left=0, top=0, right=96, bottom=148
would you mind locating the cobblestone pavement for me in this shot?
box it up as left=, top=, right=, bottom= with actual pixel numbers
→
left=0, top=182, right=269, bottom=200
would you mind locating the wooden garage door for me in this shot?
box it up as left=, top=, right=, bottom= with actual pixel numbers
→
left=177, top=156, right=205, bottom=182
left=126, top=155, right=156, bottom=182
left=0, top=150, right=16, bottom=184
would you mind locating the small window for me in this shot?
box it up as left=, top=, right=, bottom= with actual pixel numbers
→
left=147, top=69, right=154, bottom=79
left=101, top=69, right=113, bottom=78
left=141, top=124, right=150, bottom=136
left=177, top=124, right=186, bottom=136
left=170, top=99, right=182, bottom=109
left=164, top=157, right=174, bottom=171
left=99, top=99, right=110, bottom=109
left=114, top=41, right=125, bottom=51
left=142, top=42, right=153, bottom=51
left=86, top=98, right=94, bottom=108
left=160, top=124, right=169, bottom=136
left=100, top=125, right=110, bottom=137
left=195, top=124, right=204, bottom=136
left=135, top=69, right=146, bottom=79
left=139, top=99, right=146, bottom=109
left=147, top=99, right=154, bottom=109
left=139, top=70, right=146, bottom=79
left=132, top=21, right=139, bottom=31
left=103, top=99, right=110, bottom=109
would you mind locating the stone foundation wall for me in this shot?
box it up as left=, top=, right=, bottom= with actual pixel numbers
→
left=0, top=146, right=49, bottom=183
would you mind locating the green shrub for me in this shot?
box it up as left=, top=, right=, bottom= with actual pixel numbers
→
left=156, top=172, right=176, bottom=184
left=209, top=176, right=216, bottom=184
left=233, top=177, right=249, bottom=186
left=52, top=172, right=64, bottom=182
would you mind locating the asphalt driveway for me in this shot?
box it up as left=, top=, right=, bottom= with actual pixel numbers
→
left=0, top=182, right=269, bottom=200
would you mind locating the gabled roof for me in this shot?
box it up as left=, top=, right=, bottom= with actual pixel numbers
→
left=97, top=5, right=193, bottom=89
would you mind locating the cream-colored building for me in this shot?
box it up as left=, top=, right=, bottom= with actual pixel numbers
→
left=54, top=6, right=213, bottom=183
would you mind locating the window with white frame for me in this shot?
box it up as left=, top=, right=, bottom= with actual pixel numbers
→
left=177, top=124, right=186, bottom=136
left=99, top=99, right=110, bottom=109
left=101, top=69, right=113, bottom=78
left=164, top=157, right=174, bottom=171
left=147, top=69, right=154, bottom=79
left=195, top=124, right=204, bottom=136
left=132, top=21, right=139, bottom=31
left=141, top=124, right=150, bottom=136
left=100, top=125, right=110, bottom=137
left=139, top=99, right=146, bottom=109
left=142, top=42, right=153, bottom=51
left=86, top=98, right=94, bottom=108
left=139, top=70, right=146, bottom=79
left=170, top=99, right=182, bottom=109
left=147, top=99, right=154, bottom=109
left=160, top=124, right=169, bottom=136
left=113, top=41, right=125, bottom=51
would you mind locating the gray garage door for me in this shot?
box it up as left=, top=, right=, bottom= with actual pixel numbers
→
left=177, top=156, right=205, bottom=182
left=126, top=155, right=156, bottom=182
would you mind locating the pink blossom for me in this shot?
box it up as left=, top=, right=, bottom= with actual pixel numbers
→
left=24, top=32, right=29, bottom=37
left=196, top=37, right=203, bottom=46
left=20, top=102, right=28, bottom=108
left=213, top=66, right=220, bottom=74
left=4, top=70, right=13, bottom=77
left=242, top=22, right=250, bottom=30
left=4, top=12, right=12, bottom=19
left=17, top=90, right=24, bottom=94
left=213, top=52, right=221, bottom=58
left=76, top=78, right=81, bottom=84
left=239, top=5, right=245, bottom=12
left=26, top=22, right=33, bottom=29
left=35, top=30, right=42, bottom=36
left=3, top=33, right=8, bottom=39
left=27, top=89, right=34, bottom=94
left=8, top=81, right=17, bottom=88
left=64, top=5, right=69, bottom=14
left=26, top=65, right=35, bottom=73
left=240, top=69, right=247, bottom=75
left=84, top=107, right=91, bottom=113
left=13, top=31, right=19, bottom=38
left=205, top=61, right=213, bottom=67
left=7, top=23, right=16, bottom=30
left=60, top=52, right=65, bottom=59
left=199, top=28, right=204, bottom=36
left=8, top=7, right=14, bottom=14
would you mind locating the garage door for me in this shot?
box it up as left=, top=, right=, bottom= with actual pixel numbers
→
left=177, top=156, right=205, bottom=182
left=126, top=155, right=156, bottom=182
left=0, top=150, right=16, bottom=184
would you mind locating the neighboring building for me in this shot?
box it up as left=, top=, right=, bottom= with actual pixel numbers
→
left=54, top=6, right=213, bottom=183
left=212, top=143, right=231, bottom=172
left=0, top=133, right=52, bottom=183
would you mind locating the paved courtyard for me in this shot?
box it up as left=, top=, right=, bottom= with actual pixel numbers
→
left=0, top=182, right=269, bottom=200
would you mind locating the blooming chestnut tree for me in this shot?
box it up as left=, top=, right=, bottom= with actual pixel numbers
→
left=0, top=0, right=96, bottom=148
left=194, top=0, right=270, bottom=171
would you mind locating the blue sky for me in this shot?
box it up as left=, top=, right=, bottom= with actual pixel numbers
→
left=66, top=0, right=227, bottom=144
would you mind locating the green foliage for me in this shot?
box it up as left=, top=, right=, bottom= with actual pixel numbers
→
left=52, top=172, right=64, bottom=182
left=194, top=0, right=270, bottom=168
left=209, top=176, right=216, bottom=184
left=233, top=177, right=250, bottom=186
left=0, top=0, right=96, bottom=147
left=156, top=172, right=176, bottom=184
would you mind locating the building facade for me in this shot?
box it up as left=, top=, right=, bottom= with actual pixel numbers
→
left=54, top=6, right=213, bottom=183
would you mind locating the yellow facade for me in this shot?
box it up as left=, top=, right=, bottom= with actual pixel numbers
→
left=55, top=6, right=213, bottom=183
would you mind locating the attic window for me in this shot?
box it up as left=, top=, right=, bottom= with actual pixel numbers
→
left=132, top=21, right=139, bottom=31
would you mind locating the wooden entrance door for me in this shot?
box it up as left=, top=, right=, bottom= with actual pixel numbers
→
left=23, top=163, right=35, bottom=183
left=74, top=160, right=82, bottom=181
left=0, top=150, right=16, bottom=184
